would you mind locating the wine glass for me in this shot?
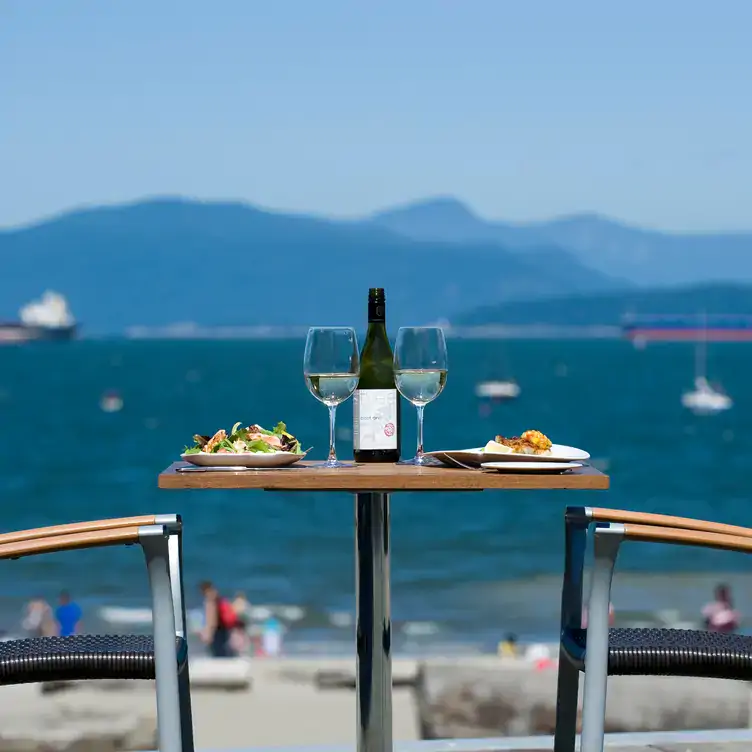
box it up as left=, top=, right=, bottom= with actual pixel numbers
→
left=393, top=327, right=448, bottom=465
left=303, top=327, right=360, bottom=468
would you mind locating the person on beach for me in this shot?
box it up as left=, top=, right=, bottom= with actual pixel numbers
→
left=261, top=615, right=284, bottom=657
left=702, top=584, right=740, bottom=633
left=199, top=581, right=238, bottom=657
left=55, top=591, right=82, bottom=637
left=232, top=592, right=251, bottom=624
left=497, top=633, right=518, bottom=658
left=229, top=591, right=251, bottom=655
left=22, top=596, right=56, bottom=637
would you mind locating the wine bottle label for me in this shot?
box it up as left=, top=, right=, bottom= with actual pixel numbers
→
left=353, top=389, right=398, bottom=450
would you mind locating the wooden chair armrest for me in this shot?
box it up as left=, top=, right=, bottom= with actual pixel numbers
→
left=0, top=527, right=142, bottom=560
left=0, top=515, right=157, bottom=547
left=590, top=507, right=752, bottom=539
left=623, top=523, right=752, bottom=554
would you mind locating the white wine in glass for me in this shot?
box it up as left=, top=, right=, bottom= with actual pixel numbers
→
left=304, top=327, right=360, bottom=468
left=306, top=373, right=360, bottom=405
left=393, top=327, right=448, bottom=465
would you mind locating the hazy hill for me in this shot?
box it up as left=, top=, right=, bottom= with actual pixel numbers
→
left=0, top=198, right=624, bottom=333
left=370, top=197, right=752, bottom=287
left=456, top=282, right=752, bottom=327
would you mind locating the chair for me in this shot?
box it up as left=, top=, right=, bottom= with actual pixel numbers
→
left=0, top=514, right=194, bottom=752
left=554, top=505, right=752, bottom=752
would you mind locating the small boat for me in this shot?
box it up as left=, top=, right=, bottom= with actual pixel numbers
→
left=681, top=376, right=732, bottom=414
left=475, top=379, right=521, bottom=400
left=100, top=390, right=124, bottom=413
left=681, top=313, right=732, bottom=414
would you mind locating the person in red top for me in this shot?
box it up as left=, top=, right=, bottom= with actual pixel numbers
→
left=199, top=581, right=239, bottom=657
left=702, top=584, right=740, bottom=633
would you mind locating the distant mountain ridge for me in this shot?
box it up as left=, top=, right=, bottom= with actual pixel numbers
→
left=370, top=197, right=752, bottom=287
left=0, top=197, right=624, bottom=333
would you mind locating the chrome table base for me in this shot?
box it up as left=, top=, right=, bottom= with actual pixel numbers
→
left=355, top=492, right=392, bottom=752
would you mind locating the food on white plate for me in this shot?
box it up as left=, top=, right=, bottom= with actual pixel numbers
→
left=483, top=429, right=553, bottom=456
left=183, top=421, right=303, bottom=455
left=482, top=439, right=513, bottom=454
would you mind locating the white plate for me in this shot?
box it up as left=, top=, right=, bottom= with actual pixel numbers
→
left=180, top=451, right=306, bottom=468
left=481, top=461, right=583, bottom=473
left=425, top=444, right=590, bottom=466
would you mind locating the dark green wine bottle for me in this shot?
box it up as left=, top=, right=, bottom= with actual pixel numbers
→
left=353, top=288, right=401, bottom=463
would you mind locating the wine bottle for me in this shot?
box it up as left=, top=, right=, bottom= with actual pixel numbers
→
left=353, top=288, right=401, bottom=463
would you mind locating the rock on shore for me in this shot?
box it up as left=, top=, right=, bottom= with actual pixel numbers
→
left=0, top=683, right=156, bottom=752
left=416, top=660, right=751, bottom=738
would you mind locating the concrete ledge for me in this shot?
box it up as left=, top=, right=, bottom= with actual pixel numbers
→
left=41, top=657, right=253, bottom=694
left=315, top=669, right=419, bottom=690
left=187, top=657, right=253, bottom=691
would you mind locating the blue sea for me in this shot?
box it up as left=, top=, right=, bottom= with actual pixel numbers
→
left=1, top=338, right=751, bottom=653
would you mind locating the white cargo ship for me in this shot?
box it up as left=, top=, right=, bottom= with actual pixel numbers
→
left=0, top=291, right=78, bottom=344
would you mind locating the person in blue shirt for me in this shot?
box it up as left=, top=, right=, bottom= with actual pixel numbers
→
left=55, top=591, right=82, bottom=637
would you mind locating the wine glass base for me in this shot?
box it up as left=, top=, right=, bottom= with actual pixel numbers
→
left=397, top=456, right=441, bottom=467
left=308, top=460, right=357, bottom=469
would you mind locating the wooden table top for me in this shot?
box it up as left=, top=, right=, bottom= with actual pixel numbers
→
left=158, top=461, right=609, bottom=492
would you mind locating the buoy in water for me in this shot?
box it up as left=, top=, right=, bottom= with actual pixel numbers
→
left=100, top=390, right=123, bottom=413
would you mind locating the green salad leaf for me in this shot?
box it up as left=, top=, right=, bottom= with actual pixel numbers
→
left=183, top=421, right=303, bottom=455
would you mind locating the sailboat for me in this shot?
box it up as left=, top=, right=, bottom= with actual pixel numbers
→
left=475, top=352, right=522, bottom=402
left=475, top=343, right=521, bottom=401
left=681, top=312, right=732, bottom=414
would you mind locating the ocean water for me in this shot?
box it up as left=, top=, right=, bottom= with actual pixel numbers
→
left=1, top=338, right=751, bottom=653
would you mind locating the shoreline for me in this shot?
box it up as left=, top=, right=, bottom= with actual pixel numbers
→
left=121, top=325, right=624, bottom=340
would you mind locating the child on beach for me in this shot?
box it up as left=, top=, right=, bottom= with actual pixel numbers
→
left=261, top=616, right=283, bottom=657
left=22, top=596, right=56, bottom=637
left=229, top=592, right=252, bottom=655
left=55, top=591, right=82, bottom=637
left=497, top=633, right=518, bottom=658
left=702, top=584, right=740, bottom=633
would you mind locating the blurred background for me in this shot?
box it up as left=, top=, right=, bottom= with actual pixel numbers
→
left=2, top=0, right=752, bottom=747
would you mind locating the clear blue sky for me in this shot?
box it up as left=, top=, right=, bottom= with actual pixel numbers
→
left=2, top=0, right=751, bottom=231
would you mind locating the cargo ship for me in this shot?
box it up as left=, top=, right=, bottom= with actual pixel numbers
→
left=622, top=313, right=752, bottom=342
left=0, top=291, right=77, bottom=344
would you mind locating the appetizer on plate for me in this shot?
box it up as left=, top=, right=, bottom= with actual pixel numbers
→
left=184, top=421, right=303, bottom=455
left=482, top=429, right=553, bottom=456
left=426, top=431, right=587, bottom=467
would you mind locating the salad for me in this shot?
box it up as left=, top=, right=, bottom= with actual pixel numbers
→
left=183, top=422, right=303, bottom=455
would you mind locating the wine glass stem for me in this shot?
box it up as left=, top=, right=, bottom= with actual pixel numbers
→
left=415, top=404, right=425, bottom=460
left=328, top=405, right=338, bottom=464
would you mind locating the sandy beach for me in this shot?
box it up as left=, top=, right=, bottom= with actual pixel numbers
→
left=0, top=657, right=422, bottom=750
left=187, top=658, right=421, bottom=748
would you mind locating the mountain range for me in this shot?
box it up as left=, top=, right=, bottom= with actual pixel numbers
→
left=370, top=197, right=752, bottom=287
left=0, top=197, right=622, bottom=333
left=2, top=196, right=751, bottom=332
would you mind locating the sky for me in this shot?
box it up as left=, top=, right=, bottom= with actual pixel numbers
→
left=2, top=0, right=751, bottom=232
